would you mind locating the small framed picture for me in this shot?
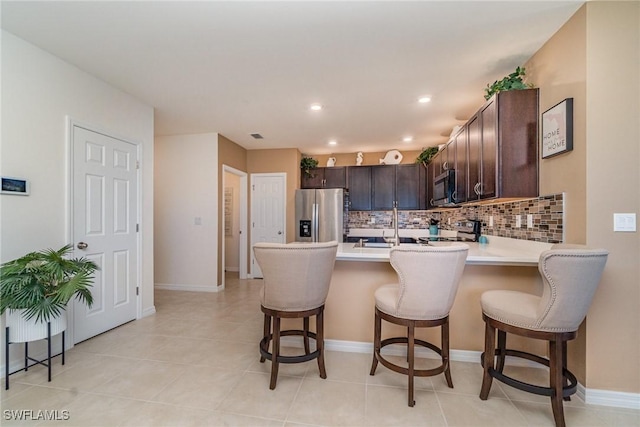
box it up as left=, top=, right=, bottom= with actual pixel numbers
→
left=541, top=98, right=573, bottom=159
left=1, top=177, right=29, bottom=195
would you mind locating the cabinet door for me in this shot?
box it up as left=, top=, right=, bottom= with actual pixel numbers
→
left=426, top=162, right=435, bottom=208
left=323, top=167, right=346, bottom=188
left=453, top=127, right=468, bottom=203
left=479, top=99, right=497, bottom=199
left=347, top=166, right=372, bottom=211
left=301, top=168, right=324, bottom=188
left=372, top=165, right=396, bottom=210
left=396, top=164, right=420, bottom=210
left=467, top=114, right=481, bottom=201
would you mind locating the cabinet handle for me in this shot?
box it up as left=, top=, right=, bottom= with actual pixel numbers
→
left=474, top=183, right=480, bottom=195
left=452, top=190, right=457, bottom=202
left=430, top=198, right=435, bottom=207
left=477, top=183, right=484, bottom=195
left=322, top=179, right=326, bottom=187
left=443, top=161, right=449, bottom=170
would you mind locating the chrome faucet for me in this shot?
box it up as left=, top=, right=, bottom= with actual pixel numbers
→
left=384, top=203, right=401, bottom=246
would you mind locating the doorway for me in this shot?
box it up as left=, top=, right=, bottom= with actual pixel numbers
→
left=250, top=173, right=286, bottom=278
left=69, top=122, right=140, bottom=344
left=221, top=165, right=248, bottom=288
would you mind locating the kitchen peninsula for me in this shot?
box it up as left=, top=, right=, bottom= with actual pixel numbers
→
left=320, top=237, right=552, bottom=357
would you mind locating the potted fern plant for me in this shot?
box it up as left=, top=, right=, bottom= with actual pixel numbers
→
left=0, top=244, right=97, bottom=342
left=415, top=147, right=440, bottom=168
left=484, top=66, right=534, bottom=100
left=300, top=156, right=319, bottom=177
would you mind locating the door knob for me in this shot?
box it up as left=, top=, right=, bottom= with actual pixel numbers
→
left=277, top=231, right=282, bottom=235
left=77, top=242, right=88, bottom=250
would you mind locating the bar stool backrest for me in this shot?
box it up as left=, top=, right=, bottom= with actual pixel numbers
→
left=253, top=241, right=338, bottom=312
left=389, top=244, right=468, bottom=320
left=537, top=244, right=608, bottom=332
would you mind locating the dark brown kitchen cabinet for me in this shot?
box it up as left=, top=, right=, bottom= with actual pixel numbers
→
left=426, top=88, right=539, bottom=210
left=468, top=88, right=539, bottom=201
left=372, top=165, right=395, bottom=210
left=346, top=166, right=372, bottom=210
left=396, top=164, right=424, bottom=210
left=453, top=126, right=469, bottom=203
left=300, top=167, right=346, bottom=189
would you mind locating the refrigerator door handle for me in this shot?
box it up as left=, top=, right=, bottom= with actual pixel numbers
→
left=313, top=203, right=319, bottom=242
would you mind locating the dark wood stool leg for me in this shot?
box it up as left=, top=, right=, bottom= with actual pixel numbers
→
left=442, top=320, right=453, bottom=388
left=480, top=320, right=496, bottom=400
left=496, top=329, right=507, bottom=372
left=316, top=309, right=326, bottom=379
left=269, top=316, right=281, bottom=390
left=549, top=338, right=566, bottom=427
left=370, top=309, right=381, bottom=375
left=562, top=341, right=570, bottom=402
left=407, top=321, right=415, bottom=407
left=303, top=317, right=310, bottom=355
left=260, top=313, right=270, bottom=363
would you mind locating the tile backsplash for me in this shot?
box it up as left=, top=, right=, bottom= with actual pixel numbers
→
left=348, top=193, right=564, bottom=243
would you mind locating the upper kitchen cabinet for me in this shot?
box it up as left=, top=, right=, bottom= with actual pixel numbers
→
left=300, top=167, right=347, bottom=189
left=468, top=88, right=539, bottom=202
left=349, top=164, right=424, bottom=211
left=346, top=166, right=372, bottom=210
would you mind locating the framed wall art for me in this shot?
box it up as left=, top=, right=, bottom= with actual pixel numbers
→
left=541, top=98, right=573, bottom=159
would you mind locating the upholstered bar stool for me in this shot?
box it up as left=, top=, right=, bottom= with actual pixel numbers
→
left=253, top=241, right=338, bottom=390
left=369, top=243, right=469, bottom=406
left=479, top=245, right=608, bottom=427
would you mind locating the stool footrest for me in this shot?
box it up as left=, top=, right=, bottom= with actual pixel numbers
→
left=260, top=330, right=320, bottom=364
left=376, top=337, right=447, bottom=378
left=482, top=348, right=578, bottom=398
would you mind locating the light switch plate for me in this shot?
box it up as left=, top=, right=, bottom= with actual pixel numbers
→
left=515, top=215, right=522, bottom=228
left=489, top=216, right=494, bottom=227
left=527, top=214, right=533, bottom=228
left=613, top=213, right=636, bottom=232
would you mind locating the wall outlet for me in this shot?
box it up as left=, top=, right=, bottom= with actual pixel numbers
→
left=527, top=214, right=533, bottom=228
left=370, top=217, right=376, bottom=224
left=515, top=215, right=522, bottom=228
left=489, top=216, right=494, bottom=227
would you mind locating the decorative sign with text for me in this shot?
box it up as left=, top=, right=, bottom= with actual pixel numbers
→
left=542, top=98, right=573, bottom=159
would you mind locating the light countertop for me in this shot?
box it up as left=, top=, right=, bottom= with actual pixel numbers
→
left=336, top=236, right=552, bottom=266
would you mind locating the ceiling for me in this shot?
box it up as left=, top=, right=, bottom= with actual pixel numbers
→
left=1, top=1, right=583, bottom=155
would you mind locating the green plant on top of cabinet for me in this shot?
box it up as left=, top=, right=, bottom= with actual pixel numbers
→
left=300, top=167, right=346, bottom=189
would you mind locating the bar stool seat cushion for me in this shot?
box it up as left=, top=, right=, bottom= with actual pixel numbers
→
left=480, top=291, right=540, bottom=330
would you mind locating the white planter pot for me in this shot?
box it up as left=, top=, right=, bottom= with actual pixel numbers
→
left=5, top=309, right=67, bottom=343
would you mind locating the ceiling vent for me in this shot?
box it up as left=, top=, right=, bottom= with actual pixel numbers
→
left=250, top=133, right=264, bottom=139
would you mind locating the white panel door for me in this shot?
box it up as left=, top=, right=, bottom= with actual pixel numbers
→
left=250, top=173, right=286, bottom=278
left=72, top=126, right=138, bottom=343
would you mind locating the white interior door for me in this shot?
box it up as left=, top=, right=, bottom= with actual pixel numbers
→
left=250, top=173, right=286, bottom=278
left=72, top=125, right=138, bottom=343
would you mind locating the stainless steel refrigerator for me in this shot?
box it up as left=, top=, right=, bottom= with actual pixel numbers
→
left=295, top=188, right=346, bottom=243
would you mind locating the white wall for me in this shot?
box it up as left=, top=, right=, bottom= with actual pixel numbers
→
left=154, top=133, right=219, bottom=291
left=0, top=31, right=155, bottom=361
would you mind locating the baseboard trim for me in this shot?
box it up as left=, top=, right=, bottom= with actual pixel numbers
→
left=154, top=283, right=222, bottom=293
left=141, top=306, right=156, bottom=318
left=584, top=387, right=640, bottom=410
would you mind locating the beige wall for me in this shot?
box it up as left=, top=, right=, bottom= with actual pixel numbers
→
left=155, top=133, right=218, bottom=291
left=311, top=149, right=424, bottom=167
left=526, top=2, right=640, bottom=393
left=217, top=135, right=247, bottom=283
left=247, top=149, right=301, bottom=244
left=583, top=2, right=639, bottom=393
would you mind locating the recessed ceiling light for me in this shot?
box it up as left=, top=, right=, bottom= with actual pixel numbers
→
left=328, top=140, right=337, bottom=146
left=418, top=96, right=431, bottom=104
left=310, top=103, right=323, bottom=111
left=403, top=136, right=413, bottom=143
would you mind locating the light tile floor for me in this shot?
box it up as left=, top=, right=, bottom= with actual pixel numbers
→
left=2, top=273, right=639, bottom=426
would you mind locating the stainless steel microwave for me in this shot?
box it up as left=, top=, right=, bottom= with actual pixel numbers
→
left=431, top=169, right=456, bottom=207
